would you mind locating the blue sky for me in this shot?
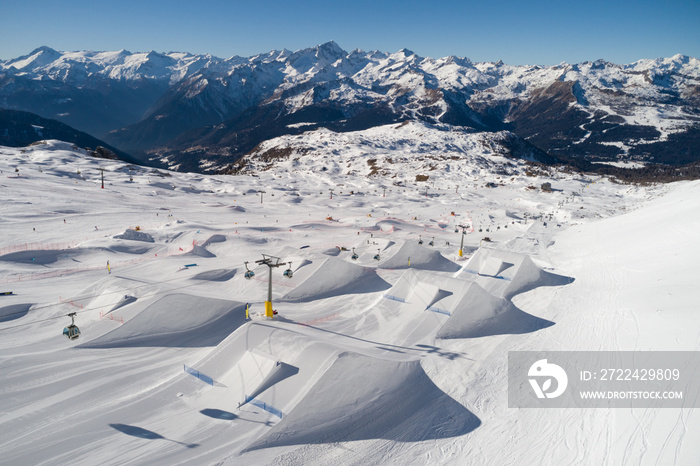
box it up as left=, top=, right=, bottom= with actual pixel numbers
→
left=1, top=0, right=698, bottom=65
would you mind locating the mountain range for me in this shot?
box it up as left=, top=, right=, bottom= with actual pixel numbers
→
left=1, top=42, right=699, bottom=173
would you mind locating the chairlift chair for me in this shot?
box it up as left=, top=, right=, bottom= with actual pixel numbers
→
left=283, top=262, right=293, bottom=279
left=62, top=312, right=80, bottom=340
left=244, top=261, right=255, bottom=280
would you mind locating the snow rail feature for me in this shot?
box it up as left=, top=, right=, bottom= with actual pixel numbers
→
left=383, top=294, right=406, bottom=303
left=244, top=396, right=283, bottom=419
left=462, top=268, right=512, bottom=281
left=183, top=364, right=213, bottom=385
left=426, top=306, right=450, bottom=316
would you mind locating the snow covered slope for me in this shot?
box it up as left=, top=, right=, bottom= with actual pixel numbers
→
left=0, top=140, right=698, bottom=465
left=207, top=120, right=550, bottom=176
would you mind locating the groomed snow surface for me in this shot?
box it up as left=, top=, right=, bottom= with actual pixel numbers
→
left=0, top=140, right=698, bottom=465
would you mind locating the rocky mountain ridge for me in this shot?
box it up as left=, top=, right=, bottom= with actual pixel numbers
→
left=1, top=43, right=698, bottom=173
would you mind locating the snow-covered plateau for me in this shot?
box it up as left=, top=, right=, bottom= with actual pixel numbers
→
left=0, top=138, right=698, bottom=465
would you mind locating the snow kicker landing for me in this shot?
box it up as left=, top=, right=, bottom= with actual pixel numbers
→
left=282, top=257, right=390, bottom=302
left=81, top=293, right=247, bottom=348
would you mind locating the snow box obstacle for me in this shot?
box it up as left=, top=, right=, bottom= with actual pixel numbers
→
left=282, top=257, right=390, bottom=302
left=245, top=351, right=480, bottom=451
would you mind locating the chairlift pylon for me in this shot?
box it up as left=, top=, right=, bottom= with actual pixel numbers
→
left=62, top=312, right=80, bottom=340
left=244, top=261, right=255, bottom=280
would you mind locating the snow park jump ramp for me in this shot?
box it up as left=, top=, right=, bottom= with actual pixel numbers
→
left=375, top=268, right=553, bottom=343
left=435, top=281, right=554, bottom=339
left=188, top=344, right=299, bottom=417
left=378, top=240, right=460, bottom=272
left=281, top=257, right=390, bottom=302
left=245, top=351, right=480, bottom=451
left=456, top=247, right=574, bottom=299
left=172, top=319, right=479, bottom=454
left=80, top=293, right=247, bottom=348
left=187, top=243, right=216, bottom=258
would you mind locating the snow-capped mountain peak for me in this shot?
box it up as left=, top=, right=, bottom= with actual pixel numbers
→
left=1, top=44, right=699, bottom=173
left=6, top=45, right=62, bottom=71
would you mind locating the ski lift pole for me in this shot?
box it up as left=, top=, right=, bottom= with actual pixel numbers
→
left=255, top=254, right=287, bottom=318
left=457, top=224, right=468, bottom=257
left=266, top=266, right=273, bottom=315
